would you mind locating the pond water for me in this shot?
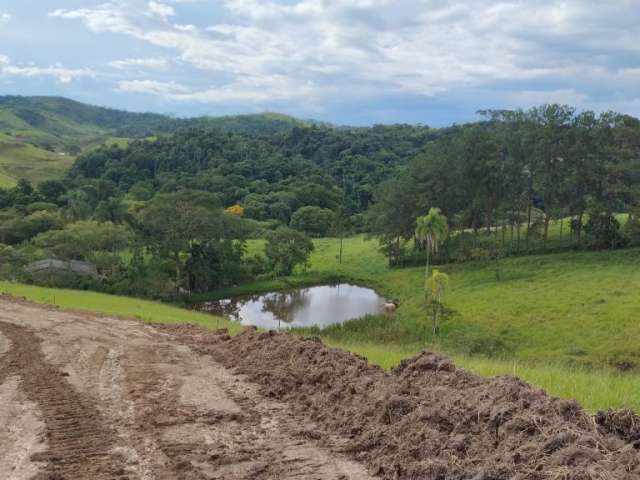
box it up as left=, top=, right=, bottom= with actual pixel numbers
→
left=195, top=283, right=385, bottom=330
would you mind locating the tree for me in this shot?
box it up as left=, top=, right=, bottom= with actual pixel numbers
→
left=584, top=209, right=624, bottom=249
left=415, top=207, right=448, bottom=283
left=332, top=206, right=352, bottom=264
left=427, top=269, right=449, bottom=336
left=94, top=197, right=130, bottom=224
left=0, top=244, right=25, bottom=280
left=32, top=221, right=133, bottom=261
left=16, top=178, right=33, bottom=196
left=138, top=190, right=223, bottom=293
left=529, top=104, right=574, bottom=250
left=184, top=239, right=247, bottom=293
left=290, top=206, right=334, bottom=237
left=37, top=180, right=68, bottom=204
left=367, top=173, right=427, bottom=265
left=264, top=227, right=314, bottom=277
left=225, top=204, right=245, bottom=217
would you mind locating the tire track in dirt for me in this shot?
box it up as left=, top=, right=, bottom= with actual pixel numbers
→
left=0, top=321, right=127, bottom=480
left=0, top=298, right=376, bottom=479
left=122, top=340, right=373, bottom=479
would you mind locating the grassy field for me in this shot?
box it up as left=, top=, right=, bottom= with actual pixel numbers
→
left=0, top=282, right=240, bottom=334
left=0, top=133, right=75, bottom=185
left=302, top=237, right=640, bottom=366
left=210, top=234, right=640, bottom=412
left=0, top=171, right=17, bottom=188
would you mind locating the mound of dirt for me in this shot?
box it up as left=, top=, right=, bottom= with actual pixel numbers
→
left=596, top=409, right=640, bottom=444
left=168, top=325, right=640, bottom=480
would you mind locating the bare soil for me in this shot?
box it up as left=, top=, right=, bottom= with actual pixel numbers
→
left=0, top=298, right=372, bottom=480
left=1, top=297, right=640, bottom=479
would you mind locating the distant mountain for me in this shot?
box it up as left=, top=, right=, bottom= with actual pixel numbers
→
left=0, top=95, right=327, bottom=152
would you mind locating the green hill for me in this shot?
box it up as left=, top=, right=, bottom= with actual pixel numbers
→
left=0, top=95, right=325, bottom=185
left=0, top=132, right=75, bottom=186
left=0, top=96, right=322, bottom=147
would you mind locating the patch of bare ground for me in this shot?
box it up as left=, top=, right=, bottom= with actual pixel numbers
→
left=0, top=297, right=373, bottom=479
left=169, top=326, right=640, bottom=480
left=0, top=320, right=127, bottom=479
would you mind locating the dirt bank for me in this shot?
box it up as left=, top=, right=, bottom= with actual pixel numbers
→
left=171, top=326, right=640, bottom=480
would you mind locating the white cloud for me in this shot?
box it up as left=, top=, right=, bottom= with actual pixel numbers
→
left=118, top=74, right=316, bottom=106
left=0, top=55, right=95, bottom=83
left=48, top=0, right=640, bottom=111
left=506, top=88, right=590, bottom=109
left=49, top=4, right=137, bottom=35
left=148, top=1, right=175, bottom=21
left=117, top=79, right=190, bottom=95
left=108, top=57, right=169, bottom=69
left=0, top=12, right=10, bottom=22
left=174, top=24, right=197, bottom=33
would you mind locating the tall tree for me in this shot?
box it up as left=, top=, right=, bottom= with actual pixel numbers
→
left=138, top=190, right=223, bottom=293
left=415, top=207, right=448, bottom=287
left=332, top=205, right=352, bottom=265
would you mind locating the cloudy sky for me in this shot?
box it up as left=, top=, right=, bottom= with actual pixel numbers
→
left=0, top=0, right=638, bottom=125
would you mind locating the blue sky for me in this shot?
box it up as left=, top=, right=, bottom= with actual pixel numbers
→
left=0, top=0, right=639, bottom=126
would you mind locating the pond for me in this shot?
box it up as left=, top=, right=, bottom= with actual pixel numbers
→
left=194, top=283, right=386, bottom=330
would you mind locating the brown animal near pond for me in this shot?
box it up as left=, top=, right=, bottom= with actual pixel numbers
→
left=383, top=299, right=398, bottom=313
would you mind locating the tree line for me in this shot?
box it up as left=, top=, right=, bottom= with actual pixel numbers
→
left=1, top=104, right=639, bottom=297
left=0, top=180, right=315, bottom=297
left=368, top=105, right=640, bottom=265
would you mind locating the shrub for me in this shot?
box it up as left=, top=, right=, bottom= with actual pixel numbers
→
left=585, top=211, right=625, bottom=249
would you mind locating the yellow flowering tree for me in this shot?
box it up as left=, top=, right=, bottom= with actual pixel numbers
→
left=225, top=204, right=245, bottom=217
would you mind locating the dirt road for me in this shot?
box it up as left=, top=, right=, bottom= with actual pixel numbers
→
left=0, top=298, right=373, bottom=480
left=3, top=297, right=640, bottom=480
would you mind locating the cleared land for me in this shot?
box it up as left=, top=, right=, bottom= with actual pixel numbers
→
left=0, top=133, right=75, bottom=185
left=0, top=297, right=372, bottom=480
left=2, top=297, right=639, bottom=479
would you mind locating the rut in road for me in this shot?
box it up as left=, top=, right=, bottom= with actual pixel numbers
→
left=0, top=298, right=375, bottom=480
left=0, top=321, right=127, bottom=480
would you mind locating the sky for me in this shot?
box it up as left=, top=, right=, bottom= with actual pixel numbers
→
left=0, top=0, right=639, bottom=126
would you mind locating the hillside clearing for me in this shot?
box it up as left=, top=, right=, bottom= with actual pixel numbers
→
left=0, top=133, right=75, bottom=184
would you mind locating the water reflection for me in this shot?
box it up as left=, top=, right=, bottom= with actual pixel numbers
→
left=196, top=283, right=385, bottom=330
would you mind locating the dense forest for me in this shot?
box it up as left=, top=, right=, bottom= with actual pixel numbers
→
left=1, top=102, right=639, bottom=298
left=71, top=123, right=439, bottom=224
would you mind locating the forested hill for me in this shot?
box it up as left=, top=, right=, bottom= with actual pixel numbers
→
left=0, top=95, right=320, bottom=152
left=71, top=123, right=441, bottom=223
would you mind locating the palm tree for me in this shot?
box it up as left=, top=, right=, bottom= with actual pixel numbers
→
left=415, top=207, right=449, bottom=285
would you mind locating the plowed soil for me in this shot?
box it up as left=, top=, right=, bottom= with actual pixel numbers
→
left=2, top=296, right=640, bottom=479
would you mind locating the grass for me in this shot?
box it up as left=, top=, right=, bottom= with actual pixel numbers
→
left=0, top=133, right=75, bottom=185
left=0, top=281, right=240, bottom=334
left=300, top=236, right=640, bottom=366
left=0, top=171, right=17, bottom=188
